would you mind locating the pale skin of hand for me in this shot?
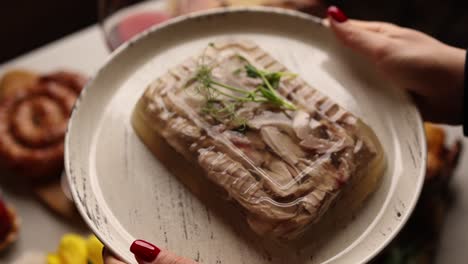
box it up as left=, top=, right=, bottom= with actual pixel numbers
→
left=103, top=15, right=467, bottom=264
left=103, top=247, right=197, bottom=264
left=328, top=18, right=466, bottom=125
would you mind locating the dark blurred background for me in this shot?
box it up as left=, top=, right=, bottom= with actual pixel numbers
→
left=0, top=0, right=97, bottom=63
left=0, top=0, right=467, bottom=63
left=328, top=0, right=468, bottom=48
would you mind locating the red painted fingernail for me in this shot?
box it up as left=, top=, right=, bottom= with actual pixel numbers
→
left=130, top=239, right=161, bottom=262
left=327, top=6, right=348, bottom=23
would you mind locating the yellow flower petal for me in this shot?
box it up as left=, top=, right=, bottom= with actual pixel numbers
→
left=47, top=254, right=61, bottom=264
left=58, top=234, right=88, bottom=264
left=87, top=235, right=104, bottom=264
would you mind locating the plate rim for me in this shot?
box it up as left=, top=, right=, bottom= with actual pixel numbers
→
left=65, top=6, right=427, bottom=264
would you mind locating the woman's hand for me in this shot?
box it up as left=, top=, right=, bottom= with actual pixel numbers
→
left=327, top=6, right=466, bottom=125
left=103, top=240, right=197, bottom=264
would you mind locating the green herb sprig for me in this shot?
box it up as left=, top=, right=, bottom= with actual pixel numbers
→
left=244, top=64, right=297, bottom=110
left=185, top=48, right=297, bottom=127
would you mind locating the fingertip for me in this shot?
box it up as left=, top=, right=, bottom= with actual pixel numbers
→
left=134, top=250, right=165, bottom=264
left=130, top=240, right=161, bottom=263
left=327, top=16, right=351, bottom=42
left=326, top=10, right=352, bottom=37
left=327, top=6, right=348, bottom=23
left=327, top=17, right=342, bottom=31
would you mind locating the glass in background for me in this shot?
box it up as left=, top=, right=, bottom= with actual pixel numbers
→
left=98, top=0, right=172, bottom=51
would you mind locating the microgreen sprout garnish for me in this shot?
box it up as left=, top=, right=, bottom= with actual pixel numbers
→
left=185, top=45, right=297, bottom=127
left=244, top=64, right=297, bottom=110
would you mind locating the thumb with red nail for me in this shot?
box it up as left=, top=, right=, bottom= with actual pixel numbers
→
left=103, top=239, right=197, bottom=264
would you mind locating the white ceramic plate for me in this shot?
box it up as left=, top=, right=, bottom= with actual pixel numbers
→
left=66, top=7, right=426, bottom=264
